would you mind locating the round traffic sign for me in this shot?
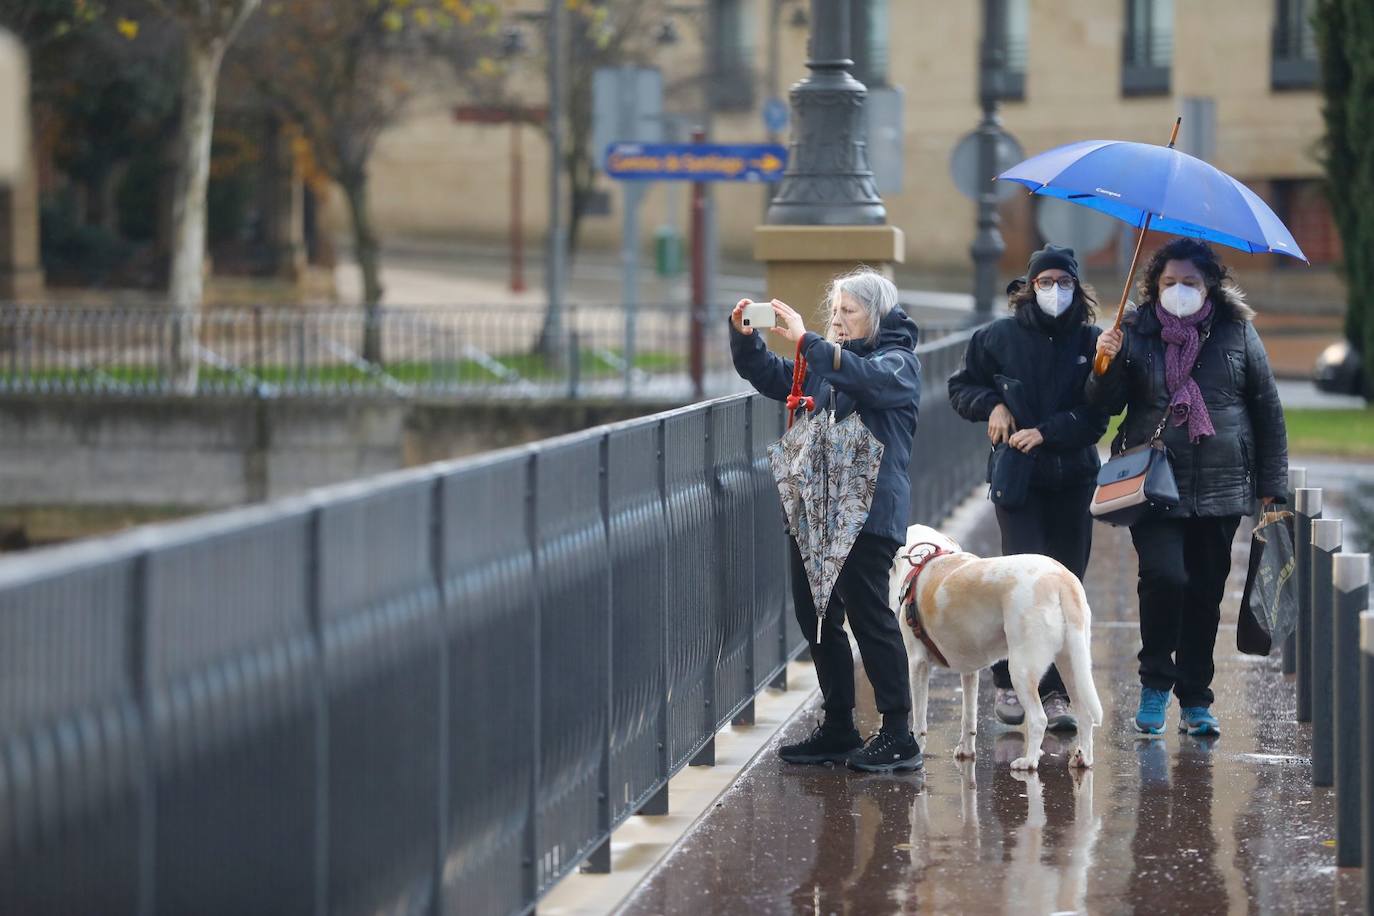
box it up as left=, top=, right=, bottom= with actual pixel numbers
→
left=1035, top=196, right=1118, bottom=254
left=949, top=128, right=1024, bottom=202
left=762, top=98, right=789, bottom=134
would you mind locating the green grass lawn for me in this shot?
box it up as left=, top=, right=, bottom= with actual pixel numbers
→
left=1282, top=408, right=1374, bottom=458
left=1100, top=407, right=1374, bottom=459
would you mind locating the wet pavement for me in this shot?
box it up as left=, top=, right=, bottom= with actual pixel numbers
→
left=620, top=497, right=1367, bottom=915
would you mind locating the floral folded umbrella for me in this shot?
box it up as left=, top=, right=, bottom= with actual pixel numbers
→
left=767, top=346, right=884, bottom=643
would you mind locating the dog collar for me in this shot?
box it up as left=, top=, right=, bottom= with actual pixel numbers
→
left=898, top=542, right=954, bottom=668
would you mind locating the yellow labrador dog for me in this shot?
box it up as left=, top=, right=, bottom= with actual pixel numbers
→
left=891, top=524, right=1103, bottom=771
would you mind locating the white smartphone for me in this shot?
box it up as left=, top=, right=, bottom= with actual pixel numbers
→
left=741, top=302, right=777, bottom=329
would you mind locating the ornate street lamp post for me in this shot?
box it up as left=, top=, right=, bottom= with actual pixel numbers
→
left=754, top=0, right=903, bottom=354
left=765, top=0, right=884, bottom=226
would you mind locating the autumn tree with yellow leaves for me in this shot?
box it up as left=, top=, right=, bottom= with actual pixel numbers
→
left=231, top=0, right=502, bottom=363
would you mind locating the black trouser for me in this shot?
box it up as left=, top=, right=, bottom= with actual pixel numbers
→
left=1129, top=514, right=1242, bottom=708
left=989, top=482, right=1095, bottom=696
left=788, top=532, right=911, bottom=733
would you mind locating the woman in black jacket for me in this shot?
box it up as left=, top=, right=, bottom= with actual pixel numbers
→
left=1089, top=238, right=1288, bottom=738
left=948, top=245, right=1110, bottom=733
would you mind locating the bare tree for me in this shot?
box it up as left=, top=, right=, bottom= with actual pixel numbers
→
left=145, top=0, right=260, bottom=391
left=231, top=0, right=498, bottom=363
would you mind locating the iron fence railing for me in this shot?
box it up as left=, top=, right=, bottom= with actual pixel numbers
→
left=0, top=304, right=969, bottom=400
left=0, top=331, right=986, bottom=916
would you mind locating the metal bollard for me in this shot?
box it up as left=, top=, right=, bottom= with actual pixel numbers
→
left=1295, top=487, right=1322, bottom=722
left=1310, top=518, right=1341, bottom=787
left=1283, top=467, right=1306, bottom=674
left=1333, top=553, right=1369, bottom=868
left=1360, top=609, right=1373, bottom=915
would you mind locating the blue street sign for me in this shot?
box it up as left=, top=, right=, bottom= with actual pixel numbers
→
left=604, top=143, right=789, bottom=182
left=762, top=97, right=789, bottom=134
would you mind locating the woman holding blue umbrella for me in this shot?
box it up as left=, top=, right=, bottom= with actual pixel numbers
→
left=1087, top=238, right=1288, bottom=736
left=996, top=120, right=1302, bottom=737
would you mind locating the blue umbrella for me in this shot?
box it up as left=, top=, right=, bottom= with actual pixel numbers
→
left=997, top=119, right=1307, bottom=373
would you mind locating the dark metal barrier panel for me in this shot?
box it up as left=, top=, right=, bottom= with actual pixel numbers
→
left=144, top=508, right=318, bottom=915
left=0, top=546, right=146, bottom=916
left=910, top=331, right=986, bottom=527
left=751, top=399, right=794, bottom=691
left=711, top=399, right=756, bottom=726
left=531, top=435, right=611, bottom=892
left=0, top=340, right=991, bottom=913
left=663, top=409, right=715, bottom=769
left=316, top=474, right=443, bottom=916
left=438, top=455, right=537, bottom=916
left=606, top=422, right=669, bottom=823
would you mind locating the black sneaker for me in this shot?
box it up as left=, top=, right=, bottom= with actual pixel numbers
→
left=846, top=730, right=924, bottom=773
left=778, top=724, right=863, bottom=765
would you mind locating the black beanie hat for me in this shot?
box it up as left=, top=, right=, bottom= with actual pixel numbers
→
left=1025, top=244, right=1079, bottom=282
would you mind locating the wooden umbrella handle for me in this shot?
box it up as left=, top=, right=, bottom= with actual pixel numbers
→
left=1093, top=212, right=1154, bottom=375
left=1092, top=117, right=1181, bottom=376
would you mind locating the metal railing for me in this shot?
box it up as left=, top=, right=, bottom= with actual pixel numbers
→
left=0, top=304, right=969, bottom=401
left=1285, top=467, right=1373, bottom=904
left=0, top=329, right=989, bottom=916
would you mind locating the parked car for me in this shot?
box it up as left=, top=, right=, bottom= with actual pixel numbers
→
left=1313, top=339, right=1365, bottom=396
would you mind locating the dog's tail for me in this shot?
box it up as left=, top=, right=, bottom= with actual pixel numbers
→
left=1062, top=579, right=1104, bottom=727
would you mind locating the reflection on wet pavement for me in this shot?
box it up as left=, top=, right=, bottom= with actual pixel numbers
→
left=620, top=513, right=1365, bottom=915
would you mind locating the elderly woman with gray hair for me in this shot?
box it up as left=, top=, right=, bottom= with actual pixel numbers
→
left=729, top=267, right=924, bottom=774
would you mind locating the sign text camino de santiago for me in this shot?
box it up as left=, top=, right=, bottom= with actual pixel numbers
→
left=604, top=142, right=789, bottom=182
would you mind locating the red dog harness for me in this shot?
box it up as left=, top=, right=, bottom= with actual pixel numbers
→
left=897, top=542, right=954, bottom=668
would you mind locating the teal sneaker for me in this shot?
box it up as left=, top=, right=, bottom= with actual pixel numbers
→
left=1135, top=687, right=1170, bottom=734
left=1179, top=706, right=1220, bottom=737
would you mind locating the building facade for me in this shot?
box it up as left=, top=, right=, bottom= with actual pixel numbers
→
left=358, top=0, right=1336, bottom=291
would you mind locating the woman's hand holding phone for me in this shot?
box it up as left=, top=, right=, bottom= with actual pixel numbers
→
left=767, top=300, right=807, bottom=344
left=733, top=299, right=784, bottom=334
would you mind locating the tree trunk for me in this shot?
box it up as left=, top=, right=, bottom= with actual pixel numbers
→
left=342, top=172, right=384, bottom=364
left=167, top=38, right=224, bottom=394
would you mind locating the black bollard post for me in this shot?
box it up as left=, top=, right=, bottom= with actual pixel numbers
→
left=1360, top=609, right=1373, bottom=915
left=1333, top=553, right=1369, bottom=868
left=1295, top=487, right=1321, bottom=722
left=1310, top=518, right=1341, bottom=787
left=1283, top=467, right=1306, bottom=674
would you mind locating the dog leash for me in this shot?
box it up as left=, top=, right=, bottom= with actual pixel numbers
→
left=898, top=542, right=954, bottom=668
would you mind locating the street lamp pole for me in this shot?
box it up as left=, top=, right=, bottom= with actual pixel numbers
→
left=766, top=0, right=884, bottom=226
left=971, top=0, right=1007, bottom=322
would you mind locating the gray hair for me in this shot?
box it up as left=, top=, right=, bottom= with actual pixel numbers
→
left=825, top=267, right=899, bottom=346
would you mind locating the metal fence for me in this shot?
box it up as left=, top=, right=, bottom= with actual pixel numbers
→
left=0, top=304, right=969, bottom=401
left=0, top=331, right=987, bottom=916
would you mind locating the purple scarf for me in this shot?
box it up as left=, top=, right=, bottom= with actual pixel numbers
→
left=1156, top=300, right=1216, bottom=443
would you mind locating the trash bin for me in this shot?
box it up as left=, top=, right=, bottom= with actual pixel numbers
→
left=654, top=225, right=683, bottom=278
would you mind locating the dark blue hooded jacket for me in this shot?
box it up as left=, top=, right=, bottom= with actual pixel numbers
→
left=729, top=308, right=922, bottom=543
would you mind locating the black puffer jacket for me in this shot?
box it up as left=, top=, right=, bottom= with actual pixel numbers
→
left=948, top=305, right=1110, bottom=491
left=1084, top=299, right=1288, bottom=518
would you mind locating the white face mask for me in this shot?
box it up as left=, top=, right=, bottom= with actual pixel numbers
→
left=1159, top=283, right=1205, bottom=318
left=1035, top=284, right=1074, bottom=317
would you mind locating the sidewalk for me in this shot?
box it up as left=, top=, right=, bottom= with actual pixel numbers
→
left=612, top=494, right=1364, bottom=915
